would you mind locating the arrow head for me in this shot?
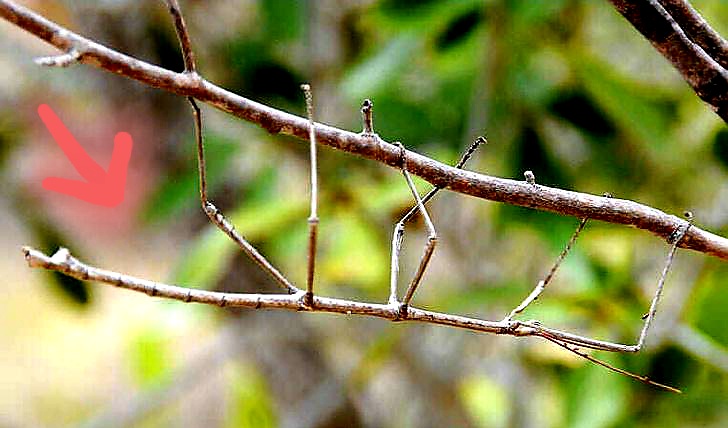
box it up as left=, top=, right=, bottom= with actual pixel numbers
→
left=39, top=104, right=133, bottom=207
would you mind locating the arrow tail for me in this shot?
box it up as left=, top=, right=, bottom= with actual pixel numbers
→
left=38, top=104, right=106, bottom=181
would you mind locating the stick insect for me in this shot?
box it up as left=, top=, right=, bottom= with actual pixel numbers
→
left=165, top=0, right=691, bottom=392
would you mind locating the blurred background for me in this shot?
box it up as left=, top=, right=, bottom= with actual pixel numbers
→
left=1, top=0, right=727, bottom=427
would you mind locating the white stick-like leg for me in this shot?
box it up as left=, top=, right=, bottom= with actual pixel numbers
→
left=388, top=137, right=486, bottom=313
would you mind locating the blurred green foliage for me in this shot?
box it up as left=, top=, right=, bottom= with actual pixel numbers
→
left=3, top=0, right=727, bottom=426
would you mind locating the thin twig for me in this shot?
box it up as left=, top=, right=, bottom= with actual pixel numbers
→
left=0, top=0, right=726, bottom=259
left=301, top=83, right=319, bottom=305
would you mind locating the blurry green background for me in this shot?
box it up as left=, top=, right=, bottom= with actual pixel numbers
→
left=1, top=0, right=727, bottom=427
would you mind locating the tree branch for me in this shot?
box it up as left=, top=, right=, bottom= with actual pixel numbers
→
left=2, top=0, right=728, bottom=261
left=609, top=0, right=728, bottom=122
left=658, top=0, right=728, bottom=70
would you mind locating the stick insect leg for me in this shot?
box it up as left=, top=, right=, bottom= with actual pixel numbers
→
left=301, top=84, right=319, bottom=306
left=525, top=212, right=694, bottom=354
left=634, top=212, right=693, bottom=350
left=190, top=99, right=299, bottom=294
left=397, top=143, right=437, bottom=310
left=502, top=217, right=589, bottom=321
left=165, top=0, right=298, bottom=294
left=388, top=137, right=487, bottom=310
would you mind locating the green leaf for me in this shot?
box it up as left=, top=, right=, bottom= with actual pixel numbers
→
left=689, top=266, right=728, bottom=346
left=261, top=0, right=303, bottom=42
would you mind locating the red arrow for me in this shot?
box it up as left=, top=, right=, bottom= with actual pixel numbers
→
left=37, top=104, right=132, bottom=207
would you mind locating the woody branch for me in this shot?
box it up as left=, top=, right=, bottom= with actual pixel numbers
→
left=1, top=0, right=727, bottom=260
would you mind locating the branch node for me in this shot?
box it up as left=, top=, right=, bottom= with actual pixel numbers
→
left=304, top=291, right=314, bottom=308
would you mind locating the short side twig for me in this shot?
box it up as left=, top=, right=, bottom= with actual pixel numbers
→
left=165, top=0, right=196, bottom=73
left=361, top=99, right=374, bottom=135
left=34, top=48, right=80, bottom=67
